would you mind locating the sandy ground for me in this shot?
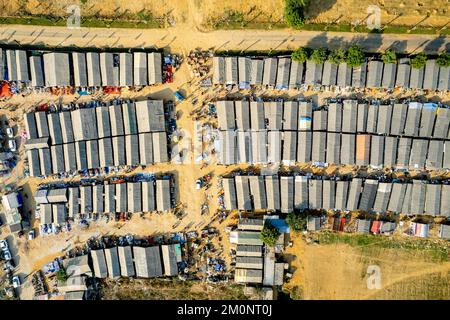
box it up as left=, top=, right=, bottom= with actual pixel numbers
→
left=284, top=232, right=450, bottom=300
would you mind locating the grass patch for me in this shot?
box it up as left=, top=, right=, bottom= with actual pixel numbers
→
left=316, top=232, right=450, bottom=262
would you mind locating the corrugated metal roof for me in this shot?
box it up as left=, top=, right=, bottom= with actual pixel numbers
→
left=133, top=52, right=147, bottom=86
left=304, top=60, right=323, bottom=84
left=424, top=184, right=441, bottom=216
left=115, top=183, right=127, bottom=212
left=419, top=103, right=437, bottom=138
left=238, top=57, right=251, bottom=88
left=346, top=178, right=362, bottom=211
left=68, top=187, right=79, bottom=218
left=441, top=185, right=450, bottom=217
left=437, top=66, right=449, bottom=91
left=409, top=139, right=428, bottom=170
left=236, top=256, right=263, bottom=270
left=262, top=57, right=277, bottom=86
left=147, top=52, right=162, bottom=84
left=72, top=52, right=87, bottom=87
left=322, top=180, right=336, bottom=210
left=225, top=57, right=238, bottom=85
left=40, top=203, right=52, bottom=225
left=321, top=61, right=337, bottom=86
left=409, top=66, right=424, bottom=89
left=366, top=60, right=383, bottom=88
left=235, top=100, right=250, bottom=130
left=133, top=246, right=162, bottom=278
left=356, top=103, right=368, bottom=133
left=337, top=62, right=352, bottom=87
left=341, top=100, right=357, bottom=133
left=251, top=131, right=267, bottom=164
left=326, top=132, right=340, bottom=165
left=161, top=244, right=178, bottom=276
left=312, top=131, right=326, bottom=163
left=216, top=101, right=236, bottom=130
left=92, top=184, right=104, bottom=213
left=39, top=148, right=52, bottom=176
left=313, top=110, right=327, bottom=131
left=104, top=247, right=121, bottom=279
left=410, top=181, right=426, bottom=215
left=248, top=176, right=267, bottom=210
left=86, top=140, right=100, bottom=169
left=298, top=101, right=313, bottom=130
left=426, top=140, right=444, bottom=170
left=433, top=108, right=450, bottom=138
left=236, top=245, right=263, bottom=257
left=366, top=104, right=378, bottom=133
left=24, top=112, right=38, bottom=139
left=294, top=176, right=308, bottom=210
left=125, top=134, right=140, bottom=166
left=156, top=179, right=171, bottom=212
left=423, top=59, right=439, bottom=90
left=381, top=63, right=396, bottom=88
left=370, top=135, right=384, bottom=167
left=91, top=249, right=108, bottom=278
left=43, top=52, right=70, bottom=87
left=118, top=246, right=135, bottom=277
left=35, top=111, right=49, bottom=138
left=275, top=58, right=290, bottom=89
left=98, top=138, right=114, bottom=167
left=237, top=131, right=253, bottom=163
left=283, top=101, right=298, bottom=130
left=141, top=181, right=156, bottom=212
left=376, top=104, right=392, bottom=134
left=335, top=181, right=349, bottom=211
left=222, top=177, right=237, bottom=210
left=308, top=179, right=322, bottom=210
left=359, top=179, right=378, bottom=211
left=122, top=102, right=138, bottom=135
left=401, top=183, right=413, bottom=215
left=297, top=131, right=312, bottom=163
left=352, top=62, right=367, bottom=88
left=356, top=134, right=370, bottom=165
left=265, top=175, right=280, bottom=211
left=127, top=182, right=142, bottom=213
left=280, top=176, right=294, bottom=213
left=289, top=60, right=303, bottom=88
left=340, top=133, right=355, bottom=165
left=71, top=108, right=97, bottom=141
left=100, top=52, right=119, bottom=86
left=282, top=131, right=297, bottom=163
left=59, top=111, right=74, bottom=143
left=119, top=53, right=133, bottom=86
left=112, top=136, right=126, bottom=166
left=29, top=55, right=44, bottom=87
left=250, top=101, right=265, bottom=130
left=96, top=106, right=111, bottom=139
left=51, top=145, right=64, bottom=174
left=235, top=176, right=251, bottom=210
left=212, top=56, right=225, bottom=84
left=250, top=59, right=263, bottom=85
left=52, top=204, right=67, bottom=225
left=80, top=185, right=92, bottom=214
left=139, top=132, right=153, bottom=165
left=218, top=130, right=236, bottom=165
left=109, top=104, right=124, bottom=137
left=264, top=101, right=283, bottom=130
left=384, top=136, right=398, bottom=167
left=152, top=131, right=168, bottom=163
left=396, top=138, right=412, bottom=168
left=388, top=183, right=407, bottom=213
left=390, top=103, right=407, bottom=135
left=104, top=184, right=115, bottom=213
left=75, top=141, right=88, bottom=170
left=63, top=143, right=77, bottom=172
left=86, top=52, right=101, bottom=86
left=396, top=58, right=410, bottom=88
left=327, top=103, right=342, bottom=132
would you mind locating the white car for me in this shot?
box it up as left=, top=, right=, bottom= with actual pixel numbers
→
left=28, top=230, right=35, bottom=240
left=2, top=249, right=12, bottom=261
left=8, top=139, right=16, bottom=152
left=12, top=275, right=20, bottom=288
left=0, top=240, right=8, bottom=251
left=5, top=127, right=13, bottom=138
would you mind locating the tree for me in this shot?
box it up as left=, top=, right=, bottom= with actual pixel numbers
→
left=260, top=222, right=281, bottom=247
left=291, top=47, right=310, bottom=62
left=381, top=49, right=397, bottom=64
left=328, top=48, right=346, bottom=65
left=346, top=45, right=365, bottom=67
left=284, top=0, right=309, bottom=28
left=286, top=212, right=307, bottom=232
left=410, top=52, right=427, bottom=69
left=436, top=52, right=450, bottom=67
left=56, top=267, right=69, bottom=283
left=310, top=48, right=328, bottom=64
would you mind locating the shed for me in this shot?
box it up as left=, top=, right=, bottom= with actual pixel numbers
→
left=426, top=140, right=444, bottom=170
left=322, top=180, right=336, bottom=210
left=238, top=218, right=264, bottom=231
left=80, top=186, right=92, bottom=214
left=119, top=52, right=133, bottom=86
left=384, top=137, right=398, bottom=167
left=423, top=60, right=439, bottom=90
left=283, top=101, right=298, bottom=130
left=359, top=180, right=378, bottom=212
left=103, top=184, right=115, bottom=213
left=262, top=58, right=277, bottom=86
left=356, top=134, right=370, bottom=166
left=387, top=183, right=407, bottom=213
left=409, top=139, right=428, bottom=170
left=235, top=176, right=251, bottom=210
left=275, top=58, right=290, bottom=89
left=357, top=219, right=371, bottom=234
left=86, top=52, right=101, bottom=86
left=152, top=132, right=168, bottom=163
left=27, top=149, right=41, bottom=177
left=297, top=131, right=312, bottom=163
left=35, top=111, right=50, bottom=138
left=118, top=246, right=135, bottom=277
left=238, top=57, right=251, bottom=89
left=282, top=131, right=297, bottom=163
left=139, top=133, right=153, bottom=165
left=230, top=231, right=263, bottom=246
left=352, top=62, right=367, bottom=88
left=236, top=257, right=264, bottom=270
left=59, top=111, right=74, bottom=143
left=92, top=184, right=104, bottom=214
left=222, top=177, right=237, bottom=210
left=409, top=66, right=424, bottom=89
left=327, top=103, right=342, bottom=132
left=218, top=130, right=236, bottom=165
left=250, top=131, right=267, bottom=164
left=86, top=140, right=100, bottom=169
left=396, top=58, right=411, bottom=88
left=71, top=108, right=97, bottom=141
left=376, top=104, right=392, bottom=134
left=225, top=57, right=238, bottom=85
left=264, top=101, right=283, bottom=130
left=390, top=103, right=408, bottom=135
left=72, top=52, right=87, bottom=87
left=39, top=148, right=52, bottom=176
left=419, top=103, right=437, bottom=138
left=24, top=112, right=38, bottom=139
left=51, top=145, right=64, bottom=174
left=265, top=175, right=280, bottom=211
left=161, top=244, right=179, bottom=276
left=67, top=187, right=79, bottom=218
left=370, top=135, right=384, bottom=168
left=440, top=225, right=450, bottom=240
left=326, top=132, right=340, bottom=165
left=308, top=179, right=323, bottom=210
left=237, top=131, right=253, bottom=164
left=366, top=104, right=378, bottom=133
left=147, top=52, right=162, bottom=84
left=122, top=102, right=138, bottom=135
left=141, top=181, right=156, bottom=212
left=236, top=245, right=263, bottom=257
left=341, top=100, right=357, bottom=133
left=304, top=60, right=323, bottom=84
left=410, top=181, right=426, bottom=215
left=280, top=176, right=294, bottom=213
left=248, top=176, right=267, bottom=211
left=321, top=61, right=337, bottom=86
left=109, top=104, right=125, bottom=136
left=441, top=185, right=450, bottom=217
left=234, top=269, right=263, bottom=284
left=133, top=246, right=163, bottom=278
left=104, top=247, right=121, bottom=279
left=91, top=249, right=108, bottom=278
left=313, top=109, right=327, bottom=131
left=115, top=183, right=127, bottom=212
left=346, top=178, right=363, bottom=211
left=381, top=63, right=397, bottom=88
left=216, top=100, right=235, bottom=130
left=96, top=106, right=112, bottom=139
left=335, top=181, right=349, bottom=211
left=294, top=176, right=308, bottom=210
left=112, top=136, right=126, bottom=166
left=212, top=56, right=225, bottom=84
left=298, top=101, right=313, bottom=130
left=125, top=135, right=140, bottom=166
left=337, top=62, right=352, bottom=87
left=156, top=179, right=171, bottom=212
left=401, top=183, right=413, bottom=215
left=250, top=59, right=264, bottom=85
left=127, top=182, right=142, bottom=213
left=98, top=138, right=114, bottom=168
left=43, top=52, right=70, bottom=87
left=307, top=216, right=323, bottom=231
left=424, top=184, right=441, bottom=216
left=250, top=101, right=265, bottom=130
left=46, top=113, right=62, bottom=145
left=340, top=133, right=355, bottom=165
left=397, top=138, right=412, bottom=168
left=133, top=52, right=148, bottom=86
left=29, top=55, right=44, bottom=87
left=63, top=143, right=77, bottom=172
left=437, top=66, right=449, bottom=91
left=366, top=60, right=383, bottom=88
left=40, top=204, right=53, bottom=225
left=356, top=103, right=368, bottom=133
left=433, top=107, right=450, bottom=139
left=311, top=131, right=326, bottom=163
left=289, top=60, right=304, bottom=89
left=47, top=188, right=68, bottom=203
left=75, top=141, right=88, bottom=170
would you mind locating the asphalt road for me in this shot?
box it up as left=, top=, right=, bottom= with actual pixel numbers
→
left=0, top=24, right=448, bottom=54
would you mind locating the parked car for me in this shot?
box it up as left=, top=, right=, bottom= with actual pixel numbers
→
left=2, top=249, right=12, bottom=261
left=174, top=91, right=185, bottom=102
left=5, top=127, right=13, bottom=138
left=28, top=230, right=35, bottom=240
left=0, top=240, right=8, bottom=251
left=11, top=275, right=20, bottom=288
left=8, top=140, right=16, bottom=152
left=196, top=179, right=202, bottom=190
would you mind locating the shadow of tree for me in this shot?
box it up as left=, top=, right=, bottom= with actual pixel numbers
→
left=303, top=0, right=339, bottom=21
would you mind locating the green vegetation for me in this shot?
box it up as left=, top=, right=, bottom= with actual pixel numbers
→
left=381, top=49, right=397, bottom=64
left=411, top=52, right=428, bottom=69
left=291, top=47, right=310, bottom=62
left=316, top=231, right=450, bottom=262
left=346, top=45, right=365, bottom=67
left=310, top=48, right=328, bottom=64
left=436, top=52, right=450, bottom=67
left=286, top=212, right=307, bottom=232
left=56, top=267, right=69, bottom=283
left=328, top=48, right=346, bottom=65
left=284, top=0, right=309, bottom=28
left=260, top=222, right=281, bottom=246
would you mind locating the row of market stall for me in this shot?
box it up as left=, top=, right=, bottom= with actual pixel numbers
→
left=24, top=100, right=170, bottom=177
left=213, top=56, right=450, bottom=91
left=216, top=100, right=450, bottom=139
left=90, top=243, right=181, bottom=279
left=217, top=130, right=450, bottom=170
left=0, top=48, right=163, bottom=89
left=222, top=175, right=450, bottom=217
left=35, top=178, right=174, bottom=225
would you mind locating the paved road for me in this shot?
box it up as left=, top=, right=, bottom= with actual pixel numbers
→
left=0, top=24, right=448, bottom=53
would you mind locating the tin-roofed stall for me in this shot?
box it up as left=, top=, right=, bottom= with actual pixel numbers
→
left=357, top=219, right=371, bottom=234
left=225, top=57, right=238, bottom=85
left=251, top=131, right=267, bottom=164
left=96, top=106, right=111, bottom=139
left=156, top=179, right=171, bottom=212
left=161, top=244, right=178, bottom=276
left=235, top=100, right=250, bottom=130
left=137, top=100, right=165, bottom=132
left=52, top=204, right=67, bottom=225
left=141, top=181, right=156, bottom=212
left=24, top=113, right=38, bottom=139
left=80, top=186, right=92, bottom=214
left=133, top=52, right=147, bottom=86
left=68, top=187, right=79, bottom=218
left=359, top=180, right=378, bottom=211
left=35, top=112, right=49, bottom=138
left=282, top=131, right=297, bottom=163
left=280, top=176, right=294, bottom=213
left=63, top=143, right=77, bottom=172
left=340, top=133, right=355, bottom=165
left=40, top=203, right=52, bottom=225
left=222, top=177, right=237, bottom=210
left=384, top=136, right=398, bottom=167
left=409, top=66, right=424, bottom=89
left=115, top=183, right=127, bottom=212
left=86, top=140, right=100, bottom=169
left=304, top=60, right=323, bottom=85
left=236, top=257, right=264, bottom=270
left=104, top=184, right=115, bottom=213
left=347, top=178, right=362, bottom=211
left=133, top=246, right=163, bottom=278
left=322, top=180, right=336, bottom=210
left=248, top=176, right=267, bottom=210
left=236, top=245, right=263, bottom=257
left=410, top=181, right=426, bottom=215
left=409, top=139, right=428, bottom=170
left=352, top=62, right=367, bottom=88
left=235, top=176, right=251, bottom=211
left=357, top=103, right=368, bottom=133
left=59, top=111, right=74, bottom=143
left=401, top=183, right=413, bottom=215
left=419, top=103, right=437, bottom=138
left=283, top=101, right=298, bottom=130
left=43, top=52, right=70, bottom=87
left=265, top=175, right=280, bottom=211
left=433, top=108, right=450, bottom=138
left=441, top=185, right=450, bottom=217
left=276, top=58, right=290, bottom=89
left=6, top=50, right=17, bottom=81
left=122, top=102, right=138, bottom=135
left=250, top=59, right=263, bottom=85
left=388, top=183, right=407, bottom=213
left=376, top=104, right=392, bottom=134
left=366, top=60, right=383, bottom=88
left=423, top=60, right=439, bottom=90
left=294, top=176, right=308, bottom=210
left=125, top=135, right=139, bottom=165
left=25, top=137, right=49, bottom=150
left=212, top=56, right=225, bottom=85
left=370, top=136, right=384, bottom=168
left=313, top=109, right=327, bottom=131
left=356, top=134, right=370, bottom=166
left=15, top=50, right=29, bottom=82
left=71, top=108, right=97, bottom=141
left=119, top=53, right=133, bottom=86
left=218, top=130, right=236, bottom=165
left=109, top=104, right=124, bottom=137
left=366, top=104, right=378, bottom=133
left=29, top=55, right=44, bottom=87
left=337, top=62, right=352, bottom=87
left=148, top=52, right=162, bottom=84
left=39, top=148, right=52, bottom=176
left=72, top=52, right=87, bottom=87
left=264, top=101, right=283, bottom=130
left=98, top=138, right=114, bottom=168
left=139, top=133, right=153, bottom=165
left=75, top=141, right=88, bottom=170
left=424, top=184, right=441, bottom=216
left=216, top=101, right=235, bottom=130
left=297, top=131, right=312, bottom=163
left=235, top=268, right=263, bottom=284
left=238, top=57, right=251, bottom=89
left=262, top=58, right=277, bottom=86
left=86, top=52, right=101, bottom=87
left=51, top=145, right=64, bottom=174
left=237, top=131, right=253, bottom=164
left=91, top=249, right=108, bottom=278
left=396, top=58, right=411, bottom=88
left=112, top=136, right=126, bottom=166
left=326, top=132, right=340, bottom=165
left=152, top=132, right=168, bottom=163
left=438, top=66, right=449, bottom=91
left=397, top=138, right=412, bottom=168
left=308, top=179, right=322, bottom=210
left=127, top=182, right=142, bottom=213
left=327, top=103, right=342, bottom=132
left=382, top=63, right=396, bottom=88
left=322, top=61, right=337, bottom=86
left=390, top=103, right=407, bottom=135
left=426, top=140, right=444, bottom=170
left=289, top=60, right=303, bottom=89
left=341, top=100, right=357, bottom=133
left=250, top=101, right=265, bottom=130
left=118, top=246, right=135, bottom=277
left=312, top=132, right=326, bottom=163
left=335, top=181, right=349, bottom=211
left=104, top=247, right=121, bottom=279
left=47, top=188, right=68, bottom=203
left=92, top=184, right=103, bottom=214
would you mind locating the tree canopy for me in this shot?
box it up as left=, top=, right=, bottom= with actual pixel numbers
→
left=284, top=0, right=309, bottom=28
left=410, top=52, right=428, bottom=69
left=310, top=48, right=328, bottom=64
left=260, top=222, right=281, bottom=247
left=291, top=47, right=310, bottom=62
left=436, top=52, right=450, bottom=67
left=346, top=45, right=365, bottom=67
left=328, top=48, right=346, bottom=65
left=381, top=49, right=397, bottom=64
left=286, top=212, right=307, bottom=232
